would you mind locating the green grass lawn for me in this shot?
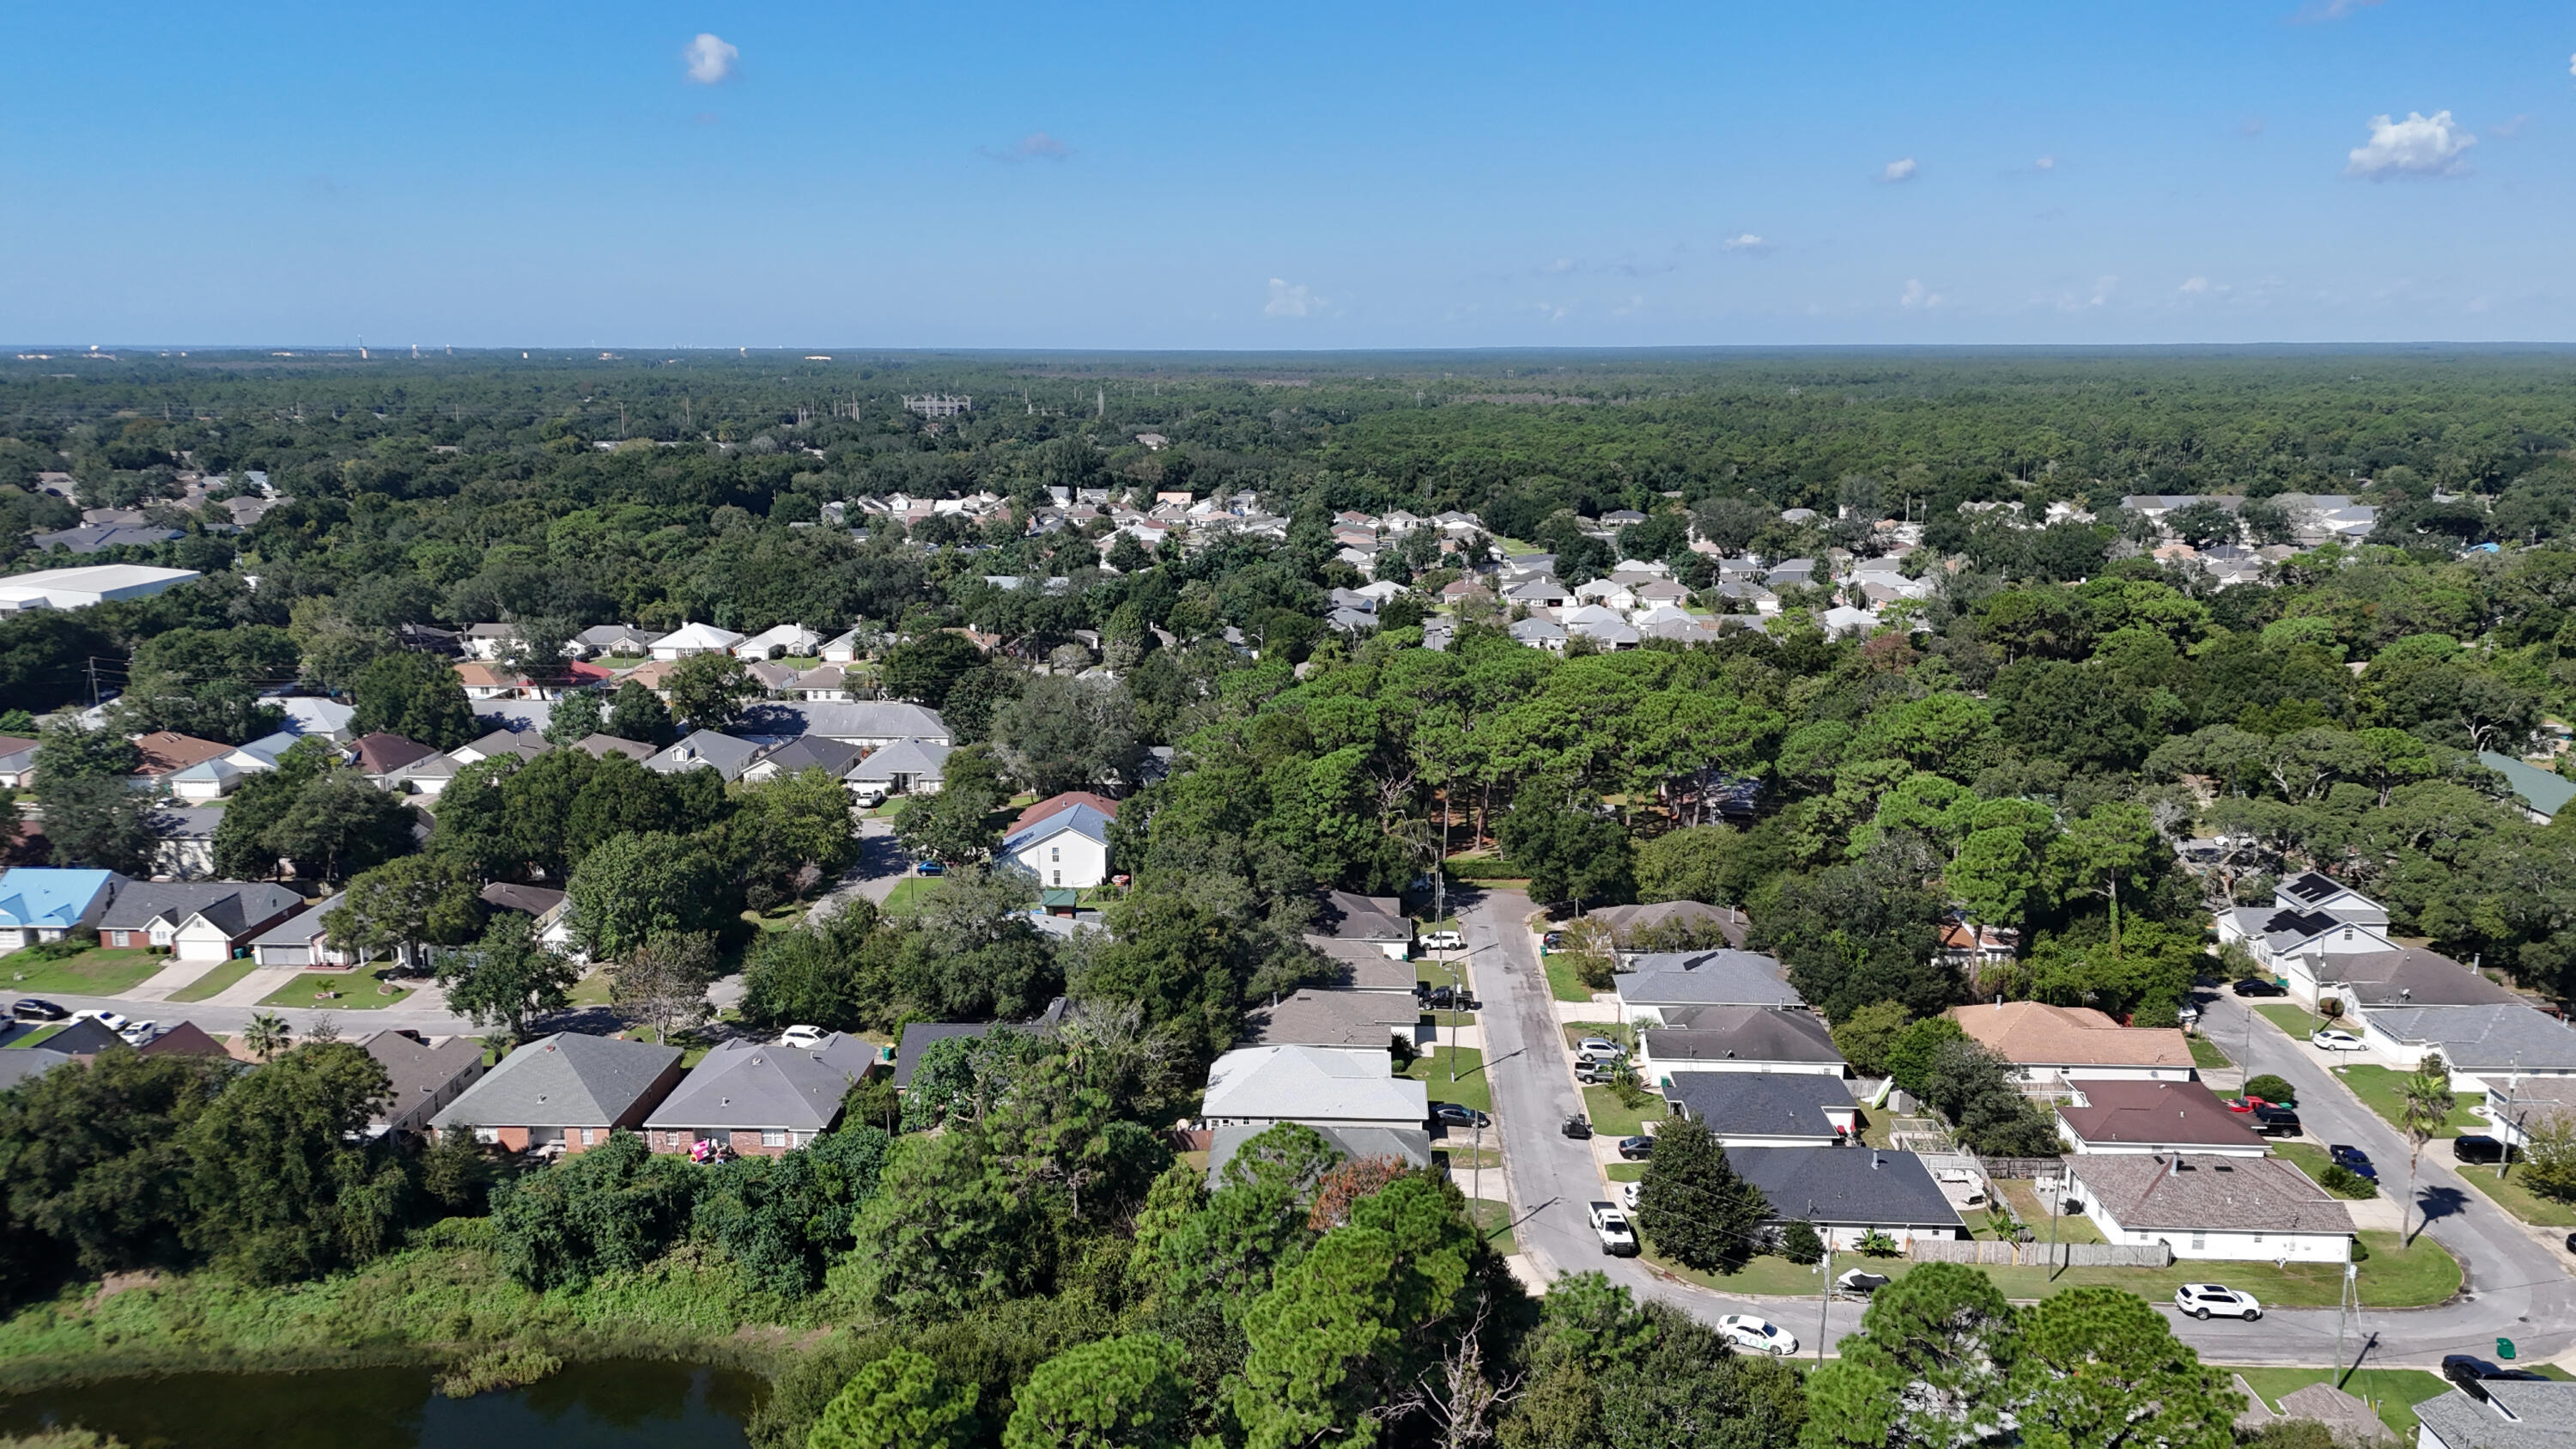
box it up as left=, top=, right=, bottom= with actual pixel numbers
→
left=167, top=959, right=261, bottom=1003
left=1604, top=1163, right=1646, bottom=1182
left=1994, top=1179, right=2105, bottom=1243
left=1562, top=1021, right=1633, bottom=1050
left=1407, top=1045, right=1491, bottom=1116
left=1581, top=1084, right=1666, bottom=1139
left=2275, top=1142, right=2383, bottom=1199
left=567, top=968, right=615, bottom=1008
left=258, top=968, right=415, bottom=1010
left=739, top=904, right=805, bottom=934
left=0, top=947, right=167, bottom=997
left=2332, top=1064, right=2486, bottom=1136
left=2255, top=1002, right=2341, bottom=1038
left=882, top=876, right=944, bottom=913
left=2451, top=1161, right=2576, bottom=1226
left=2189, top=1036, right=2233, bottom=1070
left=1465, top=1197, right=1518, bottom=1257
left=4, top=1024, right=66, bottom=1049
left=1542, top=951, right=1601, bottom=1002
left=2227, top=1367, right=2458, bottom=1437
left=1643, top=1250, right=1849, bottom=1298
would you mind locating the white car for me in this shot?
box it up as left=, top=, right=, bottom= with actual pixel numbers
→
left=2173, top=1284, right=2262, bottom=1320
left=2310, top=1028, right=2366, bottom=1052
left=1576, top=1038, right=1626, bottom=1061
left=779, top=1025, right=831, bottom=1050
left=1719, top=1315, right=1798, bottom=1356
left=118, top=1020, right=156, bottom=1044
left=75, top=1009, right=131, bottom=1033
left=1588, top=1201, right=1638, bottom=1257
left=1420, top=930, right=1464, bottom=952
left=1619, top=1179, right=1643, bottom=1212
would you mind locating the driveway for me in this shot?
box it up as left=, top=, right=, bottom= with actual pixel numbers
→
left=1459, top=886, right=2575, bottom=1367
left=807, top=817, right=907, bottom=922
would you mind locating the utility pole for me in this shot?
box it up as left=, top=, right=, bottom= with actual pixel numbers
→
left=1816, top=1239, right=1832, bottom=1365
left=2332, top=1261, right=2360, bottom=1387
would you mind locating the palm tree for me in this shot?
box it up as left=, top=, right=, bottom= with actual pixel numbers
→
left=2397, top=1054, right=2458, bottom=1245
left=242, top=1011, right=293, bottom=1062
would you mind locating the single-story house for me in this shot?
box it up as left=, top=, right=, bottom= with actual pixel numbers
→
left=459, top=623, right=519, bottom=661
left=643, top=1032, right=876, bottom=1156
left=1944, top=1002, right=2197, bottom=1087
left=1303, top=938, right=1423, bottom=995
left=1665, top=1073, right=1860, bottom=1147
left=732, top=701, right=954, bottom=749
left=739, top=734, right=868, bottom=787
left=1585, top=900, right=1748, bottom=959
left=792, top=664, right=854, bottom=701
left=1003, top=803, right=1115, bottom=890
left=453, top=662, right=530, bottom=700
left=650, top=622, right=748, bottom=661
left=0, top=1045, right=70, bottom=1091
left=1204, top=1122, right=1431, bottom=1185
left=359, top=1030, right=489, bottom=1137
left=1240, top=987, right=1425, bottom=1050
left=97, top=881, right=305, bottom=961
left=269, top=696, right=357, bottom=741
left=2289, top=947, right=2513, bottom=1026
left=2415, top=1379, right=2576, bottom=1449
left=2481, top=1075, right=2576, bottom=1151
left=1615, top=950, right=1805, bottom=1026
left=732, top=623, right=822, bottom=661
left=818, top=627, right=869, bottom=664
left=2358, top=1004, right=2576, bottom=1089
left=428, top=1032, right=688, bottom=1153
left=481, top=881, right=579, bottom=955
left=0, top=735, right=39, bottom=791
left=0, top=868, right=125, bottom=948
left=1724, top=1147, right=1965, bottom=1249
left=571, top=624, right=665, bottom=659
left=2477, top=751, right=2575, bottom=825
left=246, top=892, right=385, bottom=969
left=349, top=733, right=442, bottom=784
left=1508, top=617, right=1567, bottom=653
left=385, top=752, right=461, bottom=796
left=2069, top=1154, right=2353, bottom=1263
left=149, top=805, right=223, bottom=880
left=2055, top=1080, right=2269, bottom=1157
left=846, top=739, right=951, bottom=799
left=453, top=728, right=550, bottom=767
left=1637, top=1005, right=1848, bottom=1080
left=162, top=755, right=246, bottom=802
left=131, top=732, right=234, bottom=778
left=889, top=998, right=1068, bottom=1090
left=136, top=1021, right=231, bottom=1059
left=1312, top=892, right=1414, bottom=962
left=643, top=729, right=769, bottom=782
left=1199, top=1044, right=1430, bottom=1131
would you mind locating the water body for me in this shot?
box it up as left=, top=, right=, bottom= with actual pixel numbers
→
left=0, top=1359, right=763, bottom=1449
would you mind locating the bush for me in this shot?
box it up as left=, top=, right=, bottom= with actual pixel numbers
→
left=1780, top=1220, right=1824, bottom=1265
left=2317, top=1165, right=2378, bottom=1200
left=2243, top=1075, right=2297, bottom=1105
left=1443, top=857, right=1525, bottom=882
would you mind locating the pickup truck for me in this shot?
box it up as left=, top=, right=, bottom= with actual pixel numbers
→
left=1589, top=1201, right=1638, bottom=1257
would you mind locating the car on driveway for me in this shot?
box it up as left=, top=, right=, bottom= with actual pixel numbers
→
left=1541, top=931, right=1564, bottom=952
left=1615, top=1134, right=1655, bottom=1160
left=1420, top=929, right=1464, bottom=952
left=2441, top=1355, right=2550, bottom=1401
left=2232, top=977, right=2287, bottom=997
left=9, top=998, right=67, bottom=1022
left=1576, top=1038, right=1626, bottom=1062
left=2309, top=1028, right=2366, bottom=1051
left=1619, top=1179, right=1642, bottom=1212
left=1718, top=1316, right=1798, bottom=1356
left=73, top=1009, right=131, bottom=1034
left=2454, top=1135, right=2514, bottom=1165
left=2173, top=1284, right=2261, bottom=1320
left=2250, top=1105, right=2302, bottom=1136
left=1432, top=1103, right=1490, bottom=1130
left=1561, top=1115, right=1593, bottom=1140
left=2329, top=1144, right=2377, bottom=1179
left=2223, top=1095, right=2269, bottom=1113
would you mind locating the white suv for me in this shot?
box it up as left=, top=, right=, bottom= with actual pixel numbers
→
left=2173, top=1283, right=2261, bottom=1320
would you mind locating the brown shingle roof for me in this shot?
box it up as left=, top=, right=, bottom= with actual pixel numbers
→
left=2071, top=1154, right=2353, bottom=1236
left=1946, top=1002, right=2194, bottom=1069
left=1011, top=790, right=1121, bottom=833
left=350, top=732, right=440, bottom=775
left=2057, top=1080, right=2268, bottom=1151
left=131, top=731, right=234, bottom=775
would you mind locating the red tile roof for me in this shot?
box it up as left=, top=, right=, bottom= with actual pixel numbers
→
left=1011, top=790, right=1121, bottom=834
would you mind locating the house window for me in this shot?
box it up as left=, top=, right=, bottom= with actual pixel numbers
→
left=1051, top=846, right=1060, bottom=861
left=762, top=1129, right=787, bottom=1148
left=581, top=1127, right=597, bottom=1146
left=2190, top=1232, right=2206, bottom=1250
left=2251, top=1232, right=2263, bottom=1244
left=1052, top=870, right=1061, bottom=886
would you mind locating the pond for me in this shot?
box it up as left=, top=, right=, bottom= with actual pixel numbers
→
left=0, top=1358, right=764, bottom=1449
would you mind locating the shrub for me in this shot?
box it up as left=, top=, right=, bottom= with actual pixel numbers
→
left=1780, top=1220, right=1824, bottom=1265
left=2317, top=1165, right=2377, bottom=1200
left=2243, top=1075, right=2297, bottom=1105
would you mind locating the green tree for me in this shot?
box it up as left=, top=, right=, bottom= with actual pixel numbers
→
left=612, top=931, right=717, bottom=1043
left=490, top=1130, right=700, bottom=1289
left=1801, top=1263, right=2017, bottom=1449
left=0, top=1049, right=226, bottom=1286
left=1498, top=787, right=1636, bottom=909
left=1634, top=1114, right=1768, bottom=1271
left=1001, top=1333, right=1192, bottom=1449
left=39, top=776, right=160, bottom=874
left=1634, top=825, right=1746, bottom=905
left=696, top=1125, right=890, bottom=1294
left=809, top=1348, right=980, bottom=1449
left=263, top=771, right=422, bottom=883
left=2008, top=1287, right=2239, bottom=1449
left=350, top=651, right=477, bottom=751
left=1883, top=1015, right=1967, bottom=1098
left=543, top=687, right=605, bottom=745
left=242, top=1011, right=294, bottom=1061
left=666, top=651, right=758, bottom=729
left=2048, top=802, right=2157, bottom=955
left=987, top=674, right=1144, bottom=797
left=883, top=633, right=992, bottom=710
left=740, top=900, right=882, bottom=1032
left=210, top=737, right=344, bottom=877
left=183, top=1042, right=405, bottom=1283
left=1234, top=1226, right=1401, bottom=1449
left=326, top=852, right=489, bottom=966
left=565, top=830, right=730, bottom=959
left=2397, top=1054, right=2457, bottom=1244
left=605, top=679, right=677, bottom=746
left=890, top=749, right=1005, bottom=867
left=2517, top=1110, right=2576, bottom=1202
left=1829, top=1001, right=1914, bottom=1078
left=2242, top=1074, right=2296, bottom=1105
left=436, top=915, right=581, bottom=1044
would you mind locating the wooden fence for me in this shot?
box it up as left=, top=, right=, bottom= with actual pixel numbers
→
left=1906, top=1239, right=2172, bottom=1269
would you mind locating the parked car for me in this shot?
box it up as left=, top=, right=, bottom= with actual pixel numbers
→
left=2231, top=977, right=2287, bottom=997
left=1616, top=1134, right=1656, bottom=1160
left=2250, top=1105, right=2302, bottom=1136
left=2223, top=1096, right=2263, bottom=1113
left=2173, top=1284, right=2262, bottom=1320
left=1541, top=931, right=1564, bottom=952
left=1561, top=1114, right=1594, bottom=1140
left=914, top=860, right=945, bottom=876
left=1432, top=1103, right=1490, bottom=1129
left=2563, top=1231, right=2576, bottom=1255
left=1574, top=1064, right=1613, bottom=1086
left=2439, top=1355, right=2546, bottom=1401
left=2309, top=1028, right=2366, bottom=1051
left=2329, top=1144, right=2378, bottom=1179
left=2454, top=1135, right=2515, bottom=1165
left=1835, top=1269, right=1893, bottom=1294
left=9, top=998, right=67, bottom=1022
left=1420, top=929, right=1464, bottom=952
left=2177, top=1005, right=2202, bottom=1026
left=779, top=1025, right=830, bottom=1050
left=1619, top=1179, right=1642, bottom=1212
left=72, top=1009, right=131, bottom=1033
left=1718, top=1315, right=1798, bottom=1356
left=1576, top=1037, right=1626, bottom=1060
left=118, top=1020, right=155, bottom=1044
left=1589, top=1201, right=1638, bottom=1257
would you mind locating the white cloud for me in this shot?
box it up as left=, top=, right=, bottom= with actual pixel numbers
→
left=683, top=33, right=738, bottom=84
left=2568, top=51, right=2575, bottom=80
left=2032, top=155, right=2057, bottom=172
left=2344, top=110, right=2476, bottom=179
left=1899, top=278, right=1941, bottom=309
left=1719, top=233, right=1771, bottom=254
left=1264, top=278, right=1321, bottom=317
left=2179, top=276, right=2210, bottom=293
left=1880, top=157, right=1918, bottom=184
left=2295, top=0, right=2382, bottom=21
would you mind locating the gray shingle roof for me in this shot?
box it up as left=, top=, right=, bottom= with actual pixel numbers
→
left=2070, top=1154, right=2353, bottom=1235
left=733, top=700, right=951, bottom=743
left=1240, top=988, right=1423, bottom=1049
left=848, top=739, right=952, bottom=783
left=2326, top=947, right=2514, bottom=1008
left=248, top=892, right=343, bottom=947
left=1315, top=892, right=1410, bottom=945
left=1724, top=1147, right=1963, bottom=1229
left=2362, top=1004, right=2576, bottom=1072
left=97, top=881, right=304, bottom=936
left=644, top=729, right=768, bottom=781
left=429, top=1032, right=681, bottom=1129
left=1618, top=950, right=1803, bottom=1008
left=1666, top=1073, right=1855, bottom=1140
left=358, top=1031, right=485, bottom=1122
left=1200, top=1044, right=1429, bottom=1124
left=0, top=1047, right=70, bottom=1089
left=2418, top=1382, right=2576, bottom=1449
left=1643, top=1006, right=1844, bottom=1066
left=754, top=735, right=867, bottom=778
left=645, top=1034, right=873, bottom=1132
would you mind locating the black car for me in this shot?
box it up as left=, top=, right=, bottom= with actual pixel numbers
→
left=2230, top=977, right=2287, bottom=997
left=2329, top=1144, right=2378, bottom=1179
left=9, top=998, right=68, bottom=1022
left=2564, top=1231, right=2576, bottom=1255
left=2440, top=1355, right=2546, bottom=1401
left=2250, top=1105, right=2301, bottom=1135
left=1432, top=1103, right=1491, bottom=1129
left=2454, top=1135, right=2514, bottom=1165
left=1616, top=1135, right=1656, bottom=1160
left=1562, top=1115, right=1594, bottom=1140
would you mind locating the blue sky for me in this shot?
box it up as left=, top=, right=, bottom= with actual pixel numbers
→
left=4, top=1, right=2572, bottom=348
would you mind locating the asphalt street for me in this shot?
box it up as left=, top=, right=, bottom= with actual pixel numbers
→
left=1455, top=886, right=2575, bottom=1367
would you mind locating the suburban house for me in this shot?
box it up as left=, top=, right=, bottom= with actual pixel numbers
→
left=1636, top=1005, right=1848, bottom=1081
left=890, top=998, right=1069, bottom=1090
left=2482, top=1075, right=2576, bottom=1151
left=1723, top=1147, right=1965, bottom=1249
left=845, top=739, right=951, bottom=799
left=0, top=1046, right=68, bottom=1091
left=1664, top=1073, right=1861, bottom=1147
left=2219, top=872, right=2397, bottom=973
left=1944, top=1002, right=2197, bottom=1087
left=2054, top=1080, right=2269, bottom=1157
left=428, top=1032, right=688, bottom=1153
left=644, top=730, right=769, bottom=782
left=131, top=731, right=234, bottom=779
left=1204, top=1122, right=1431, bottom=1184
left=2416, top=1379, right=2576, bottom=1449
left=453, top=662, right=530, bottom=700
left=359, top=1030, right=489, bottom=1137
left=1304, top=937, right=1424, bottom=996
left=818, top=627, right=869, bottom=664
left=0, top=735, right=38, bottom=790
left=738, top=734, right=866, bottom=786
left=2477, top=751, right=2575, bottom=825
left=1614, top=950, right=1806, bottom=1026
left=1003, top=803, right=1115, bottom=889
left=96, top=881, right=305, bottom=961
left=1936, top=920, right=2020, bottom=969
left=0, top=868, right=125, bottom=948
left=2287, top=947, right=2515, bottom=1026
left=2069, top=1154, right=2354, bottom=1263
left=480, top=881, right=579, bottom=955
left=459, top=623, right=519, bottom=661
left=1012, top=791, right=1120, bottom=836
left=642, top=1033, right=876, bottom=1156
left=136, top=1021, right=230, bottom=1059
left=733, top=702, right=952, bottom=749
left=2355, top=1004, right=2576, bottom=1089
left=1313, top=892, right=1414, bottom=961
left=732, top=623, right=822, bottom=660
left=246, top=893, right=368, bottom=969
left=349, top=733, right=442, bottom=785
left=1239, top=987, right=1425, bottom=1050
left=149, top=806, right=223, bottom=879
left=453, top=728, right=550, bottom=767
left=571, top=624, right=665, bottom=658
left=1585, top=900, right=1748, bottom=959
left=1199, top=1044, right=1431, bottom=1131
left=790, top=664, right=854, bottom=701
left=162, top=755, right=246, bottom=802
left=650, top=622, right=748, bottom=661
left=39, top=1019, right=142, bottom=1059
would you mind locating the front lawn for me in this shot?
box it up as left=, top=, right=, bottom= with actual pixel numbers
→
left=5, top=1024, right=66, bottom=1049
left=167, top=959, right=260, bottom=1003
left=2451, top=1162, right=2576, bottom=1226
left=739, top=904, right=806, bottom=934
left=1542, top=951, right=1601, bottom=1003
left=258, top=968, right=415, bottom=1010
left=881, top=876, right=944, bottom=913
left=0, top=947, right=167, bottom=997
left=1465, top=1197, right=1518, bottom=1256
left=1580, top=1084, right=1666, bottom=1140
left=1407, top=1044, right=1492, bottom=1117
left=2333, top=1064, right=2486, bottom=1136
left=2275, top=1142, right=2382, bottom=1200
left=2224, top=1367, right=2455, bottom=1437
left=2255, top=1002, right=2342, bottom=1038
left=2188, top=1037, right=2232, bottom=1070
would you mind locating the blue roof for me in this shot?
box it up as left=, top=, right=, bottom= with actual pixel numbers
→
left=1003, top=803, right=1113, bottom=855
left=0, top=868, right=120, bottom=930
